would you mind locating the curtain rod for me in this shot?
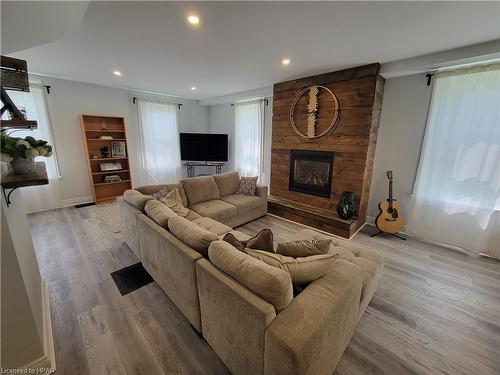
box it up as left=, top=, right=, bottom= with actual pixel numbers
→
left=132, top=96, right=182, bottom=109
left=230, top=98, right=269, bottom=107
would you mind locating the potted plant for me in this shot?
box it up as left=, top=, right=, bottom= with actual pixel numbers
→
left=1, top=134, right=53, bottom=174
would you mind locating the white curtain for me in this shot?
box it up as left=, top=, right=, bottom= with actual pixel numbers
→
left=138, top=100, right=181, bottom=184
left=408, top=64, right=500, bottom=258
left=234, top=100, right=264, bottom=178
left=2, top=83, right=62, bottom=212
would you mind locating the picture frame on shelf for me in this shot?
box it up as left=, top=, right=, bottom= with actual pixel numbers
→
left=111, top=141, right=126, bottom=157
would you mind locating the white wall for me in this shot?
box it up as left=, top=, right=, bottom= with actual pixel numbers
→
left=368, top=73, right=433, bottom=221
left=29, top=75, right=208, bottom=210
left=1, top=193, right=46, bottom=368
left=207, top=99, right=273, bottom=186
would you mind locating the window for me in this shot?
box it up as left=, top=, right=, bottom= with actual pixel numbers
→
left=2, top=83, right=60, bottom=179
left=234, top=100, right=264, bottom=178
left=138, top=100, right=181, bottom=184
left=408, top=64, right=500, bottom=255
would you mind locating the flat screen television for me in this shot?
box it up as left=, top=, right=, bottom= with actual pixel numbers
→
left=180, top=133, right=228, bottom=162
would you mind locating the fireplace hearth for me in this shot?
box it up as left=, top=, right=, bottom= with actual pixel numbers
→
left=289, top=150, right=334, bottom=198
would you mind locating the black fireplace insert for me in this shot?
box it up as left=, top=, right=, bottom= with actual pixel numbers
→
left=289, top=150, right=334, bottom=198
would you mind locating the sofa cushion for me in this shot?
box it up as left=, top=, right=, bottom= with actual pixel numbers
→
left=192, top=217, right=232, bottom=236
left=123, top=189, right=153, bottom=210
left=223, top=229, right=274, bottom=253
left=213, top=171, right=240, bottom=197
left=181, top=175, right=221, bottom=205
left=276, top=239, right=332, bottom=258
left=208, top=241, right=293, bottom=312
left=185, top=209, right=202, bottom=221
left=220, top=194, right=266, bottom=214
left=168, top=216, right=218, bottom=256
left=190, top=199, right=238, bottom=222
left=144, top=200, right=177, bottom=228
left=135, top=183, right=188, bottom=207
left=238, top=176, right=258, bottom=196
left=246, top=250, right=338, bottom=285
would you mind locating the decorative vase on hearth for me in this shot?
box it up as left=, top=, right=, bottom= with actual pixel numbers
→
left=336, top=191, right=357, bottom=219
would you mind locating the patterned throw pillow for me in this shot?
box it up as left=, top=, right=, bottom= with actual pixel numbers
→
left=152, top=188, right=170, bottom=200
left=223, top=228, right=274, bottom=253
left=238, top=176, right=258, bottom=196
left=154, top=188, right=189, bottom=217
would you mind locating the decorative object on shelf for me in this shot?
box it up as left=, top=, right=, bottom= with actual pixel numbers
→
left=336, top=191, right=357, bottom=219
left=100, top=146, right=109, bottom=157
left=111, top=140, right=126, bottom=157
left=99, top=161, right=122, bottom=171
left=1, top=134, right=53, bottom=174
left=81, top=114, right=131, bottom=203
left=104, top=175, right=122, bottom=183
left=7, top=106, right=26, bottom=120
left=289, top=85, right=340, bottom=139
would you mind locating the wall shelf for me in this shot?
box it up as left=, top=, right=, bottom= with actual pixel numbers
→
left=1, top=162, right=48, bottom=206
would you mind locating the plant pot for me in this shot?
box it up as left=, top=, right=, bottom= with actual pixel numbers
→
left=10, top=158, right=36, bottom=175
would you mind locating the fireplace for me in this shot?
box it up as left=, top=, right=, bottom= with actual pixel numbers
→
left=289, top=150, right=334, bottom=198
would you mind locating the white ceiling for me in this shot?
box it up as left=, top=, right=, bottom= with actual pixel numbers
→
left=5, top=1, right=500, bottom=100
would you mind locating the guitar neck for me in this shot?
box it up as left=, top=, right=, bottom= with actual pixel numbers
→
left=388, top=180, right=393, bottom=207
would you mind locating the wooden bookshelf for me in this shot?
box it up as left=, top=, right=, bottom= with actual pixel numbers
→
left=80, top=115, right=132, bottom=203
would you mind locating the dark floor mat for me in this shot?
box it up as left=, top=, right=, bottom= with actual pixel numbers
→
left=110, top=262, right=154, bottom=296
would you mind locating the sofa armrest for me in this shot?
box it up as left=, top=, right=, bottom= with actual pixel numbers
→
left=264, top=260, right=363, bottom=375
left=255, top=184, right=268, bottom=198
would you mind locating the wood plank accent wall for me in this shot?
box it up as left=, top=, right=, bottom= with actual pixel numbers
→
left=269, top=63, right=384, bottom=237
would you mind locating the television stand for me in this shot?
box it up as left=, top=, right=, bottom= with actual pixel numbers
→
left=184, top=161, right=225, bottom=178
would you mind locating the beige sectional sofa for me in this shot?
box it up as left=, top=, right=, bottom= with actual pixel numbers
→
left=118, top=171, right=383, bottom=375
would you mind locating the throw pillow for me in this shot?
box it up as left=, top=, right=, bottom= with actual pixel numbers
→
left=154, top=188, right=189, bottom=217
left=276, top=239, right=332, bottom=258
left=246, top=249, right=338, bottom=285
left=223, top=228, right=274, bottom=253
left=238, top=176, right=258, bottom=196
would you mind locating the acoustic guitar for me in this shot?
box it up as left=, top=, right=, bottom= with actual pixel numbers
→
left=374, top=171, right=404, bottom=235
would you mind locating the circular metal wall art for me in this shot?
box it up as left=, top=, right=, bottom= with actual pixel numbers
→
left=289, top=85, right=340, bottom=139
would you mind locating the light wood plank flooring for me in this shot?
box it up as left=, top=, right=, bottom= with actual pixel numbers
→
left=28, top=206, right=500, bottom=375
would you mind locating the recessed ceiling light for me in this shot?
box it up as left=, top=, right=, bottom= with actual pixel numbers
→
left=191, top=86, right=197, bottom=91
left=282, top=58, right=291, bottom=66
left=113, top=70, right=122, bottom=76
left=187, top=15, right=200, bottom=25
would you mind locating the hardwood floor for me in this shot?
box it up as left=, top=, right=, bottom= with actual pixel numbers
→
left=28, top=206, right=500, bottom=375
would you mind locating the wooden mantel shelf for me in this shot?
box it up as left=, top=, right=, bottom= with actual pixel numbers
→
left=268, top=195, right=364, bottom=238
left=1, top=162, right=48, bottom=206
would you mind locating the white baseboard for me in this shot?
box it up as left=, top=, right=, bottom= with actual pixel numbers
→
left=41, top=281, right=56, bottom=371
left=60, top=196, right=94, bottom=207
left=22, top=355, right=53, bottom=370
left=26, top=195, right=94, bottom=214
